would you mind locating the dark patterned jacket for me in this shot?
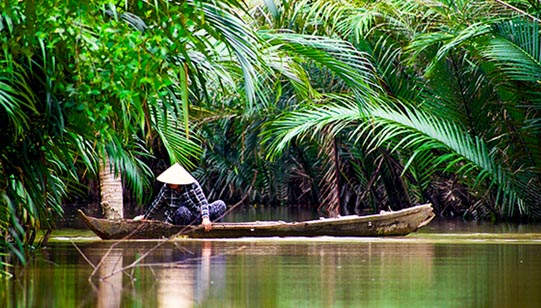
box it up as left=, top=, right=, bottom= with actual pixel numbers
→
left=143, top=182, right=209, bottom=223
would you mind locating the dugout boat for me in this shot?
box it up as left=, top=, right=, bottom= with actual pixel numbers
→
left=77, top=204, right=434, bottom=240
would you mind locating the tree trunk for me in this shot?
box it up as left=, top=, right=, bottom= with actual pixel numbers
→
left=99, top=157, right=124, bottom=220
left=318, top=130, right=341, bottom=217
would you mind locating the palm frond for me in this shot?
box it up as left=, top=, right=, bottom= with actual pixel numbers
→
left=420, top=53, right=496, bottom=138
left=266, top=100, right=538, bottom=217
left=195, top=0, right=264, bottom=108
left=150, top=103, right=202, bottom=169
left=476, top=18, right=541, bottom=173
left=408, top=23, right=493, bottom=75
left=0, top=67, right=37, bottom=139
left=261, top=31, right=379, bottom=93
left=482, top=19, right=541, bottom=83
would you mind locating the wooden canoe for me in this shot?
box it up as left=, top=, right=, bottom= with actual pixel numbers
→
left=77, top=204, right=434, bottom=240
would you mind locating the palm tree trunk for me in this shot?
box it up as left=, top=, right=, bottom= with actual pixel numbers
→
left=99, top=157, right=123, bottom=220
left=318, top=131, right=342, bottom=217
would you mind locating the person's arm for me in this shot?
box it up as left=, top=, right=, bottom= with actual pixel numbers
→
left=190, top=182, right=212, bottom=231
left=134, top=184, right=167, bottom=220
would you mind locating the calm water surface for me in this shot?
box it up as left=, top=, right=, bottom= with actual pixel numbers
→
left=3, top=217, right=541, bottom=308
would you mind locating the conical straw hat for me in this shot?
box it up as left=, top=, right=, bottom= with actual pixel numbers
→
left=156, top=163, right=196, bottom=185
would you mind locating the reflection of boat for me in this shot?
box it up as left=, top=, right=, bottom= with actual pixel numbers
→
left=77, top=204, right=434, bottom=240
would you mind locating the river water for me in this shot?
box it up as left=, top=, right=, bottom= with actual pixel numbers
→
left=3, top=216, right=541, bottom=307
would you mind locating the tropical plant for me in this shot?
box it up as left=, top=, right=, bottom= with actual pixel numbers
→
left=196, top=0, right=388, bottom=215
left=258, top=0, right=541, bottom=219
left=0, top=0, right=269, bottom=276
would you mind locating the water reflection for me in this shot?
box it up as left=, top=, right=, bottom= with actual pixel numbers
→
left=4, top=236, right=541, bottom=307
left=153, top=242, right=217, bottom=308
left=224, top=241, right=436, bottom=307
left=97, top=250, right=123, bottom=308
left=85, top=241, right=225, bottom=308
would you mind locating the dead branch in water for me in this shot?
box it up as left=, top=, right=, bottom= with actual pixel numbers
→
left=97, top=245, right=247, bottom=281
left=73, top=199, right=246, bottom=281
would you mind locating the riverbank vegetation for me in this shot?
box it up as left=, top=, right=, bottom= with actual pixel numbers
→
left=2, top=0, right=541, bottom=276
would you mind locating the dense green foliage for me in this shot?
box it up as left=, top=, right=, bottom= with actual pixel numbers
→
left=2, top=0, right=541, bottom=277
left=0, top=0, right=267, bottom=276
left=256, top=0, right=541, bottom=219
left=199, top=0, right=541, bottom=220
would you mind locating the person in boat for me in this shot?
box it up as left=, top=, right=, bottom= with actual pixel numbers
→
left=133, top=163, right=227, bottom=232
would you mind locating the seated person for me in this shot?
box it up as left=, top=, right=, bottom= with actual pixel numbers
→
left=133, top=163, right=226, bottom=231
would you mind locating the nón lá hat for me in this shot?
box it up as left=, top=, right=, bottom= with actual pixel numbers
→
left=156, top=163, right=196, bottom=185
